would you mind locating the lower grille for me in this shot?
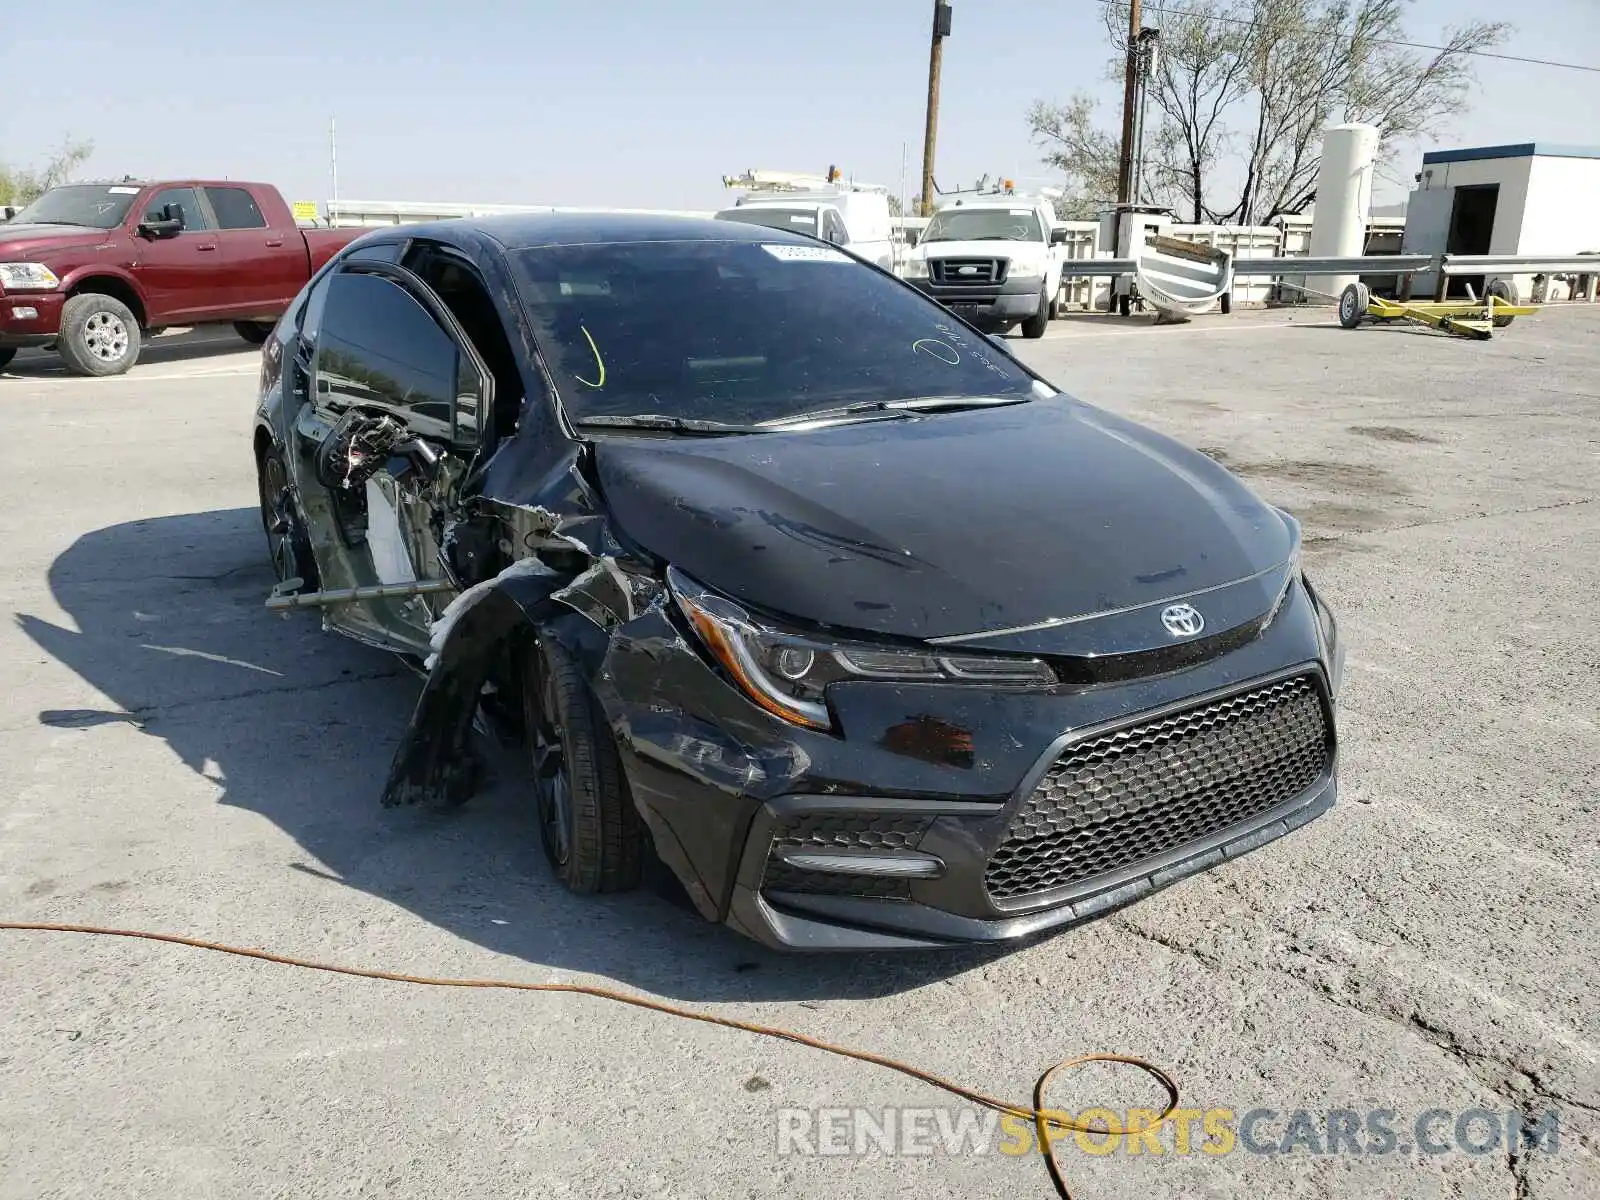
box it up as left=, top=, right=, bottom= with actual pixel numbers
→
left=984, top=674, right=1330, bottom=902
left=762, top=861, right=911, bottom=899
left=761, top=813, right=932, bottom=900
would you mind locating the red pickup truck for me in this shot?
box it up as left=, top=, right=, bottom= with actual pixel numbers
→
left=0, top=180, right=368, bottom=376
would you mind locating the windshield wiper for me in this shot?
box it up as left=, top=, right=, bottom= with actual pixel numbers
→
left=573, top=414, right=763, bottom=436
left=759, top=395, right=1030, bottom=429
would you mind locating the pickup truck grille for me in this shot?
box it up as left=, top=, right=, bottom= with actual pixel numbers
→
left=930, top=258, right=1007, bottom=285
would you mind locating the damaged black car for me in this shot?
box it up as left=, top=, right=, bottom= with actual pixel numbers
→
left=251, top=214, right=1345, bottom=950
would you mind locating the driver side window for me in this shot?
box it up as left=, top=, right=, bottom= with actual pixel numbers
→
left=143, top=187, right=211, bottom=233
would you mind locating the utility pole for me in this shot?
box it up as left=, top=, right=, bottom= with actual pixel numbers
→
left=1114, top=0, right=1142, bottom=206
left=329, top=116, right=340, bottom=219
left=919, top=1, right=953, bottom=217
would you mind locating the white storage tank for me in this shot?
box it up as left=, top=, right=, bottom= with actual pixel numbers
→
left=1306, top=123, right=1380, bottom=301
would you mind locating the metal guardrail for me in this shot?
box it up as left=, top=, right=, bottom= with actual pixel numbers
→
left=1055, top=254, right=1435, bottom=280
left=1440, top=254, right=1600, bottom=276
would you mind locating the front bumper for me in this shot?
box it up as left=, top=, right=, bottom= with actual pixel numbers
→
left=0, top=289, right=65, bottom=347
left=601, top=579, right=1342, bottom=950
left=909, top=269, right=1044, bottom=323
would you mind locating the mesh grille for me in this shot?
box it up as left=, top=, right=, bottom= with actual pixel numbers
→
left=771, top=813, right=932, bottom=854
left=984, top=675, right=1330, bottom=902
left=761, top=813, right=932, bottom=900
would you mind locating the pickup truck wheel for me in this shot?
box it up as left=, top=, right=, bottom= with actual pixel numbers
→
left=59, top=293, right=141, bottom=377
left=0, top=348, right=15, bottom=373
left=1020, top=287, right=1050, bottom=339
left=234, top=321, right=274, bottom=345
left=522, top=637, right=643, bottom=895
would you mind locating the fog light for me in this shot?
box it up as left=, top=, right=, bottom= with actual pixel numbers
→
left=10, top=306, right=39, bottom=320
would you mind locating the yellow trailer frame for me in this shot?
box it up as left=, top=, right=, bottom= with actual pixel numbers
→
left=1337, top=281, right=1537, bottom=340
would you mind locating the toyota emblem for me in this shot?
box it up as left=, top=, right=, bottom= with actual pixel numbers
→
left=1160, top=603, right=1205, bottom=638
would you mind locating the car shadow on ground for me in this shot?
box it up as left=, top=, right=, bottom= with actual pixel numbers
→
left=18, top=508, right=1013, bottom=1002
left=5, top=328, right=259, bottom=377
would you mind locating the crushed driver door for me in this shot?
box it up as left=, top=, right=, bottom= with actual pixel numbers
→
left=290, top=261, right=491, bottom=656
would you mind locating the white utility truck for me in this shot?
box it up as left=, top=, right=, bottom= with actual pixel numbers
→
left=715, top=169, right=897, bottom=272
left=902, top=182, right=1069, bottom=338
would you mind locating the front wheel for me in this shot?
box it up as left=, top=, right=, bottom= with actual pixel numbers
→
left=58, top=293, right=142, bottom=376
left=257, top=443, right=319, bottom=589
left=1020, top=287, right=1050, bottom=339
left=523, top=638, right=643, bottom=895
left=234, top=320, right=274, bottom=345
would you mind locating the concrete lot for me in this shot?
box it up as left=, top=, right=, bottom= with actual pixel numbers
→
left=1, top=309, right=1596, bottom=1200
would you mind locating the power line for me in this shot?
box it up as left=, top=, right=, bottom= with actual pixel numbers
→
left=1097, top=0, right=1600, bottom=75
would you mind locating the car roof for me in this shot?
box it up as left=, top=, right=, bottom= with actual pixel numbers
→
left=428, top=211, right=816, bottom=251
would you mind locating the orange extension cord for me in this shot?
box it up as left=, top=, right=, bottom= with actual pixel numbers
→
left=1, top=921, right=1180, bottom=1199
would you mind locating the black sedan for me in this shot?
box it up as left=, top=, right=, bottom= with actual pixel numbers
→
left=251, top=213, right=1344, bottom=950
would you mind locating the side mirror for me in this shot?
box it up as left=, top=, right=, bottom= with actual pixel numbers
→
left=139, top=206, right=184, bottom=237
left=1049, top=227, right=1069, bottom=246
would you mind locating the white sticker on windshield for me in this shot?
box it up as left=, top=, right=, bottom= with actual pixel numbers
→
left=1010, top=208, right=1030, bottom=215
left=789, top=214, right=812, bottom=224
left=109, top=186, right=140, bottom=194
left=760, top=244, right=851, bottom=263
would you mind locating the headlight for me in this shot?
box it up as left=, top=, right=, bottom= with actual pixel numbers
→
left=903, top=258, right=929, bottom=279
left=0, top=262, right=61, bottom=290
left=668, top=567, right=1055, bottom=731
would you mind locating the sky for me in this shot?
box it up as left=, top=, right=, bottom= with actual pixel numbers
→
left=3, top=0, right=1597, bottom=215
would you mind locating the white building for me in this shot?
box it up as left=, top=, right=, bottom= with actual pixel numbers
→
left=1401, top=142, right=1600, bottom=297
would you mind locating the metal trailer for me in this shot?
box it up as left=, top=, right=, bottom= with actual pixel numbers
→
left=1335, top=280, right=1537, bottom=339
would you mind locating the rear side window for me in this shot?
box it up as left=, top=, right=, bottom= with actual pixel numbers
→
left=313, top=270, right=459, bottom=441
left=144, top=187, right=210, bottom=232
left=205, top=186, right=268, bottom=230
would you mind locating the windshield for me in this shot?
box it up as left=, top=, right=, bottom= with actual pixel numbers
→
left=715, top=207, right=819, bottom=236
left=10, top=184, right=140, bottom=229
left=510, top=238, right=1037, bottom=426
left=923, top=208, right=1043, bottom=243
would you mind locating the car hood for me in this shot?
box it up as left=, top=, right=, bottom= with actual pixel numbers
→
left=919, top=238, right=1047, bottom=265
left=591, top=395, right=1295, bottom=650
left=0, top=224, right=109, bottom=255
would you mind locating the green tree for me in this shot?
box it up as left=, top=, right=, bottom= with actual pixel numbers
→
left=1027, top=0, right=1508, bottom=225
left=1, top=138, right=95, bottom=208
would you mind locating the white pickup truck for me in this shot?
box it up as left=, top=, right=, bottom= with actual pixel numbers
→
left=901, top=192, right=1068, bottom=338
left=714, top=186, right=897, bottom=272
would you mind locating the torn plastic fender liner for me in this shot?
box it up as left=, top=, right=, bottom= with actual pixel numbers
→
left=382, top=560, right=575, bottom=809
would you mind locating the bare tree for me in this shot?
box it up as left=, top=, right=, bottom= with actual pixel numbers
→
left=1024, top=95, right=1120, bottom=219
left=0, top=138, right=95, bottom=207
left=1028, top=0, right=1508, bottom=226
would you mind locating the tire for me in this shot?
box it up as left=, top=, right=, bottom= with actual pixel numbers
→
left=1118, top=293, right=1132, bottom=318
left=1219, top=291, right=1233, bottom=315
left=1338, top=282, right=1370, bottom=329
left=1047, top=291, right=1061, bottom=321
left=1487, top=279, right=1516, bottom=328
left=58, top=293, right=142, bottom=376
left=523, top=638, right=643, bottom=895
left=1020, top=287, right=1050, bottom=339
left=0, top=347, right=15, bottom=373
left=257, top=443, right=319, bottom=589
left=234, top=320, right=274, bottom=345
